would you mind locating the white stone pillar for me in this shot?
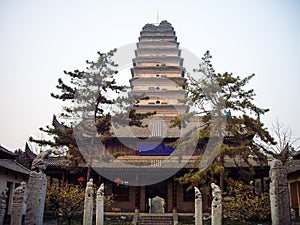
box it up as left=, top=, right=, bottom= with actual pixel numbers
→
left=11, top=182, right=27, bottom=225
left=25, top=172, right=47, bottom=225
left=194, top=187, right=203, bottom=225
left=83, top=178, right=94, bottom=225
left=269, top=159, right=291, bottom=225
left=96, top=183, right=104, bottom=225
left=211, top=183, right=222, bottom=225
left=0, top=188, right=8, bottom=225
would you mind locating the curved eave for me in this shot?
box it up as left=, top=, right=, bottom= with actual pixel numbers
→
left=130, top=89, right=186, bottom=94
left=132, top=56, right=183, bottom=66
left=0, top=145, right=17, bottom=159
left=137, top=42, right=179, bottom=49
left=140, top=30, right=175, bottom=36
left=135, top=51, right=181, bottom=58
left=129, top=76, right=186, bottom=81
left=130, top=68, right=185, bottom=78
left=131, top=65, right=183, bottom=72
left=139, top=38, right=178, bottom=44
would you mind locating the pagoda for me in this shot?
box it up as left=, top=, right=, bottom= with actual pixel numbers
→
left=130, top=20, right=188, bottom=117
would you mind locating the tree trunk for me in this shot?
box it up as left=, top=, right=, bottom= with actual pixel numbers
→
left=86, top=164, right=92, bottom=182
left=219, top=154, right=225, bottom=190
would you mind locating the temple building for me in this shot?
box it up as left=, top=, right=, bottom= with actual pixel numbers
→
left=0, top=145, right=30, bottom=220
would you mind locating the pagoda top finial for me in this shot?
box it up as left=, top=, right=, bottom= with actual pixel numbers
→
left=159, top=20, right=171, bottom=26
left=142, top=20, right=173, bottom=31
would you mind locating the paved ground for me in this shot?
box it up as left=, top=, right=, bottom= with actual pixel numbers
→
left=43, top=219, right=300, bottom=225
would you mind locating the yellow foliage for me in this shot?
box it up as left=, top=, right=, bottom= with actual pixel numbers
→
left=223, top=180, right=271, bottom=224
left=46, top=177, right=114, bottom=223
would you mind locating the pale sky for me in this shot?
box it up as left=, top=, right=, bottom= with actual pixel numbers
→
left=0, top=0, right=299, bottom=151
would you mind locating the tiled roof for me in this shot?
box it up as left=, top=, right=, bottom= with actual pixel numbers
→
left=0, top=158, right=30, bottom=174
left=0, top=145, right=16, bottom=158
left=133, top=56, right=183, bottom=63
left=24, top=142, right=70, bottom=169
left=111, top=117, right=201, bottom=139
left=44, top=153, right=265, bottom=170
left=46, top=157, right=70, bottom=169
left=112, top=123, right=181, bottom=138
left=287, top=160, right=300, bottom=174
left=88, top=155, right=266, bottom=170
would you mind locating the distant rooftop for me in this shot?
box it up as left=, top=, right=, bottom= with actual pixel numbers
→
left=0, top=145, right=16, bottom=159
left=0, top=158, right=30, bottom=175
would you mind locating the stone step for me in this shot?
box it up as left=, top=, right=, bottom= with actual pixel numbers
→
left=137, top=215, right=173, bottom=225
left=139, top=219, right=172, bottom=222
left=138, top=222, right=173, bottom=225
left=138, top=222, right=173, bottom=224
left=139, top=217, right=171, bottom=219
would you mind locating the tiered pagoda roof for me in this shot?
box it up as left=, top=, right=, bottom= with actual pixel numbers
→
left=130, top=20, right=188, bottom=117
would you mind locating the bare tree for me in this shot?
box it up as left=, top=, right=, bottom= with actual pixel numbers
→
left=270, top=119, right=300, bottom=155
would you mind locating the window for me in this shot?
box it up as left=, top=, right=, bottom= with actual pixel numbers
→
left=113, top=183, right=129, bottom=201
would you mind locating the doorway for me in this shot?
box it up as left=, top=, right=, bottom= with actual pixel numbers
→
left=145, top=181, right=167, bottom=213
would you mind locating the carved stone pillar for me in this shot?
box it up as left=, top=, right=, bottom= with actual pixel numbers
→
left=25, top=172, right=47, bottom=225
left=211, top=183, right=222, bottom=225
left=83, top=178, right=94, bottom=225
left=194, top=187, right=202, bottom=225
left=0, top=188, right=8, bottom=225
left=269, top=159, right=291, bottom=225
left=11, top=182, right=27, bottom=225
left=96, top=183, right=104, bottom=225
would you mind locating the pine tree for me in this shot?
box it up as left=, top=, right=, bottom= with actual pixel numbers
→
left=177, top=51, right=276, bottom=192
left=29, top=49, right=134, bottom=179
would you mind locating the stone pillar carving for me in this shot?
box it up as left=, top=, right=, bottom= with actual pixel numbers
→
left=269, top=159, right=291, bottom=225
left=194, top=187, right=202, bottom=225
left=211, top=183, right=222, bottom=225
left=151, top=196, right=165, bottom=213
left=25, top=172, right=47, bottom=225
left=83, top=178, right=94, bottom=225
left=25, top=149, right=58, bottom=225
left=0, top=188, right=8, bottom=225
left=96, top=183, right=104, bottom=225
left=11, top=182, right=27, bottom=225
